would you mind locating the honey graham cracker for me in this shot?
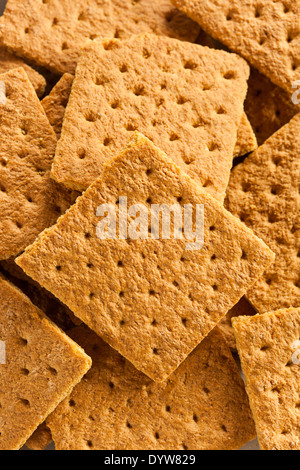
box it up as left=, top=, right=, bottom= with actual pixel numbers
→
left=0, top=0, right=200, bottom=75
left=171, top=0, right=300, bottom=94
left=0, top=67, right=78, bottom=260
left=0, top=46, right=46, bottom=97
left=0, top=275, right=91, bottom=450
left=17, top=133, right=274, bottom=382
left=41, top=73, right=74, bottom=139
left=47, top=325, right=255, bottom=450
left=51, top=33, right=250, bottom=202
left=42, top=71, right=255, bottom=158
left=233, top=308, right=300, bottom=450
left=225, top=113, right=300, bottom=313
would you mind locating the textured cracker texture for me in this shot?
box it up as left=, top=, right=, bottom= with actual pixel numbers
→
left=225, top=113, right=300, bottom=313
left=0, top=0, right=200, bottom=75
left=245, top=68, right=300, bottom=146
left=17, top=133, right=274, bottom=382
left=0, top=275, right=91, bottom=450
left=42, top=73, right=74, bottom=138
left=25, top=423, right=52, bottom=451
left=0, top=258, right=80, bottom=331
left=51, top=34, right=249, bottom=202
left=233, top=112, right=257, bottom=158
left=48, top=325, right=255, bottom=450
left=233, top=308, right=300, bottom=450
left=0, top=46, right=46, bottom=97
left=171, top=0, right=300, bottom=94
left=218, top=297, right=256, bottom=351
left=0, top=67, right=78, bottom=260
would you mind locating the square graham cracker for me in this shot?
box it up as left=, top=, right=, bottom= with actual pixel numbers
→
left=233, top=307, right=300, bottom=450
left=47, top=325, right=255, bottom=450
left=51, top=33, right=250, bottom=202
left=218, top=297, right=256, bottom=351
left=17, top=133, right=274, bottom=382
left=0, top=275, right=91, bottom=450
left=171, top=0, right=300, bottom=94
left=42, top=71, right=254, bottom=158
left=225, top=113, right=300, bottom=313
left=245, top=67, right=300, bottom=146
left=0, top=46, right=46, bottom=97
left=0, top=67, right=77, bottom=261
left=42, top=73, right=74, bottom=139
left=0, top=0, right=200, bottom=75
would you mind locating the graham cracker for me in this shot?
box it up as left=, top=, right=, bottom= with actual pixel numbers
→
left=47, top=325, right=255, bottom=450
left=171, top=0, right=300, bottom=94
left=233, top=113, right=257, bottom=158
left=218, top=297, right=256, bottom=351
left=233, top=307, right=300, bottom=450
left=17, top=133, right=274, bottom=382
left=42, top=73, right=74, bottom=138
left=0, top=0, right=200, bottom=75
left=42, top=70, right=254, bottom=159
left=25, top=423, right=52, bottom=451
left=0, top=67, right=78, bottom=260
left=51, top=33, right=250, bottom=202
left=0, top=275, right=91, bottom=450
left=245, top=68, right=300, bottom=146
left=0, top=46, right=46, bottom=97
left=225, top=113, right=300, bottom=313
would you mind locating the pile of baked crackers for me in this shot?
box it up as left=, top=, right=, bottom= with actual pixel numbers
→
left=0, top=0, right=299, bottom=451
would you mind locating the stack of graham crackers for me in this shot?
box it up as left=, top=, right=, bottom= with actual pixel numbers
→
left=0, top=0, right=299, bottom=451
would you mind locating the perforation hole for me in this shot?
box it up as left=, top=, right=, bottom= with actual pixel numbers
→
left=181, top=318, right=188, bottom=327
left=20, top=398, right=30, bottom=407
left=177, top=96, right=187, bottom=105
left=21, top=368, right=29, bottom=376
left=78, top=149, right=86, bottom=160
left=184, top=61, right=197, bottom=70
left=143, top=48, right=151, bottom=59
left=126, top=421, right=132, bottom=429
left=193, top=414, right=198, bottom=423
left=165, top=405, right=171, bottom=412
left=48, top=367, right=57, bottom=376
left=61, top=42, right=69, bottom=51
left=85, top=112, right=97, bottom=123
left=154, top=432, right=160, bottom=440
left=111, top=101, right=119, bottom=109
left=56, top=265, right=62, bottom=272
left=86, top=440, right=93, bottom=448
left=120, top=64, right=128, bottom=73
left=221, top=425, right=227, bottom=432
left=133, top=85, right=145, bottom=97
left=103, top=138, right=111, bottom=146
left=153, top=348, right=159, bottom=355
left=203, top=387, right=210, bottom=394
left=69, top=399, right=76, bottom=407
left=224, top=71, right=236, bottom=80
left=260, top=345, right=270, bottom=352
left=169, top=133, right=179, bottom=142
left=19, top=337, right=28, bottom=346
left=126, top=123, right=137, bottom=132
left=1, top=158, right=7, bottom=167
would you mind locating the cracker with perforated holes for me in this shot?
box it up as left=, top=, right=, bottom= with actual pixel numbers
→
left=42, top=70, right=254, bottom=159
left=0, top=275, right=91, bottom=450
left=171, top=0, right=300, bottom=94
left=0, top=46, right=46, bottom=97
left=225, top=113, right=300, bottom=313
left=17, top=133, right=274, bottom=382
left=0, top=67, right=78, bottom=261
left=218, top=297, right=256, bottom=351
left=245, top=68, right=299, bottom=146
left=47, top=325, right=255, bottom=450
left=0, top=0, right=200, bottom=75
left=25, top=423, right=52, bottom=451
left=51, top=33, right=249, bottom=202
left=42, top=73, right=74, bottom=139
left=233, top=307, right=300, bottom=450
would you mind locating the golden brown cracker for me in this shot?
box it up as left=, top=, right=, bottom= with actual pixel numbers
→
left=233, top=307, right=300, bottom=450
left=0, top=0, right=200, bottom=75
left=42, top=73, right=74, bottom=138
left=0, top=46, right=46, bottom=97
left=0, top=275, right=91, bottom=450
left=171, top=0, right=300, bottom=94
left=0, top=67, right=77, bottom=260
left=17, top=133, right=274, bottom=382
left=48, top=325, right=255, bottom=450
left=245, top=68, right=300, bottom=146
left=218, top=297, right=256, bottom=351
left=25, top=423, right=52, bottom=451
left=225, top=113, right=300, bottom=313
left=51, top=34, right=249, bottom=202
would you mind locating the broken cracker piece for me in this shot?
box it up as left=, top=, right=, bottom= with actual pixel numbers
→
left=0, top=0, right=200, bottom=75
left=171, top=0, right=300, bottom=94
left=48, top=325, right=255, bottom=450
left=0, top=275, right=91, bottom=450
left=0, top=67, right=77, bottom=260
left=51, top=33, right=249, bottom=202
left=225, top=113, right=300, bottom=313
left=17, top=133, right=274, bottom=382
left=233, top=307, right=300, bottom=450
